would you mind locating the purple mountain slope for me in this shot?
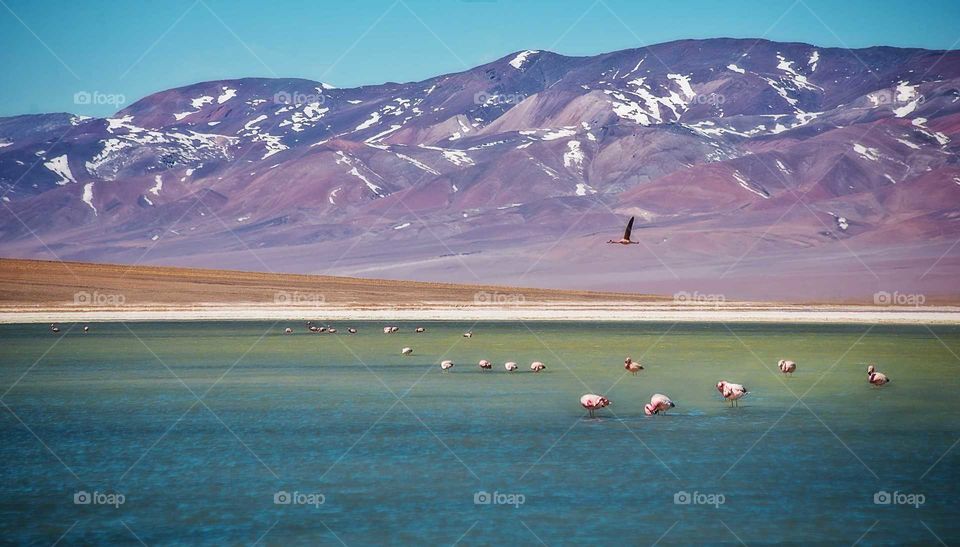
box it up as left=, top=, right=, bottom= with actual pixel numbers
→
left=1, top=38, right=959, bottom=301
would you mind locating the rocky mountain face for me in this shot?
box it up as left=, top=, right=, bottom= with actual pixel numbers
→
left=1, top=38, right=958, bottom=301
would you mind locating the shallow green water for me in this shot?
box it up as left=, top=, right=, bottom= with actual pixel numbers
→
left=0, top=321, right=958, bottom=545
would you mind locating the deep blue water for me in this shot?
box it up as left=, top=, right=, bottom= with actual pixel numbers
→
left=0, top=321, right=958, bottom=545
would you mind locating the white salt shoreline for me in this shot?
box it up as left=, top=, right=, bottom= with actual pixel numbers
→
left=2, top=303, right=959, bottom=324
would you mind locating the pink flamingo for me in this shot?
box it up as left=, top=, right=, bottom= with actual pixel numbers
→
left=504, top=362, right=518, bottom=372
left=644, top=394, right=675, bottom=415
left=716, top=381, right=748, bottom=407
left=284, top=327, right=293, bottom=334
left=416, top=327, right=425, bottom=333
left=778, top=360, right=796, bottom=374
left=440, top=360, right=454, bottom=371
left=478, top=359, right=492, bottom=370
left=348, top=328, right=357, bottom=334
left=867, top=364, right=890, bottom=386
left=401, top=347, right=413, bottom=355
left=607, top=216, right=640, bottom=245
left=83, top=325, right=90, bottom=333
left=463, top=332, right=473, bottom=338
left=530, top=361, right=546, bottom=372
left=580, top=394, right=612, bottom=418
left=624, top=357, right=644, bottom=375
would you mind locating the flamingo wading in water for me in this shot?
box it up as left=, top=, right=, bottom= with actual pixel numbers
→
left=624, top=357, right=644, bottom=375
left=440, top=360, right=454, bottom=371
left=644, top=394, right=676, bottom=415
left=530, top=362, right=546, bottom=372
left=478, top=360, right=492, bottom=370
left=867, top=364, right=890, bottom=386
left=716, top=381, right=748, bottom=407
left=580, top=394, right=612, bottom=418
left=607, top=216, right=640, bottom=245
left=504, top=362, right=518, bottom=372
left=778, top=360, right=796, bottom=374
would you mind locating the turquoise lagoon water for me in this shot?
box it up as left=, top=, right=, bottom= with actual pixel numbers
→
left=0, top=321, right=958, bottom=545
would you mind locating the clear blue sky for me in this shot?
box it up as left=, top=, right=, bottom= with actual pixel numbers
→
left=2, top=0, right=959, bottom=117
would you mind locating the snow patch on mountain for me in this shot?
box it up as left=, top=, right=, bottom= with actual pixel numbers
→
left=509, top=50, right=539, bottom=69
left=563, top=140, right=584, bottom=171
left=727, top=64, right=746, bottom=74
left=217, top=87, right=237, bottom=104
left=149, top=175, right=163, bottom=196
left=43, top=155, right=76, bottom=185
left=853, top=143, right=881, bottom=161
left=82, top=182, right=97, bottom=215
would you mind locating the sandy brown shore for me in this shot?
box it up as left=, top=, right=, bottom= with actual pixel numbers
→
left=1, top=258, right=958, bottom=324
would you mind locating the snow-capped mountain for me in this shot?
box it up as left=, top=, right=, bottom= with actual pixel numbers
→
left=1, top=38, right=959, bottom=300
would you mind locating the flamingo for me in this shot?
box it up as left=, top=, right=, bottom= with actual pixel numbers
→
left=463, top=332, right=473, bottom=338
left=644, top=394, right=676, bottom=416
left=284, top=327, right=293, bottom=334
left=347, top=327, right=357, bottom=334
left=580, top=394, right=612, bottom=418
left=504, top=362, right=518, bottom=372
left=318, top=327, right=327, bottom=333
left=310, top=326, right=320, bottom=332
left=83, top=325, right=90, bottom=333
left=440, top=360, right=454, bottom=371
left=607, top=216, right=640, bottom=245
left=530, top=361, right=546, bottom=372
left=401, top=347, right=413, bottom=355
left=479, top=359, right=492, bottom=370
left=778, top=360, right=796, bottom=374
left=867, top=364, right=890, bottom=386
left=716, top=381, right=748, bottom=407
left=416, top=327, right=425, bottom=333
left=50, top=324, right=60, bottom=333
left=383, top=326, right=392, bottom=334
left=624, top=357, right=644, bottom=375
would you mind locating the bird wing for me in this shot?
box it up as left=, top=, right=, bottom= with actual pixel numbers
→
left=623, top=216, right=635, bottom=240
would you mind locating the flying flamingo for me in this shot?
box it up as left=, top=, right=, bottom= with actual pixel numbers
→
left=530, top=361, right=546, bottom=372
left=778, top=360, right=796, bottom=374
left=580, top=394, right=612, bottom=418
left=624, top=357, right=644, bottom=375
left=479, top=359, right=492, bottom=370
left=716, top=381, right=748, bottom=407
left=607, top=216, right=640, bottom=245
left=644, top=394, right=676, bottom=415
left=401, top=347, right=413, bottom=355
left=867, top=364, right=890, bottom=386
left=440, top=360, right=454, bottom=371
left=504, top=362, right=518, bottom=372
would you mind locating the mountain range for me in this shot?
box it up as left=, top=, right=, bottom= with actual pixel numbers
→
left=1, top=38, right=958, bottom=301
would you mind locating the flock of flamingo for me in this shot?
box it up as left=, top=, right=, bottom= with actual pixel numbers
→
left=293, top=322, right=893, bottom=418
left=51, top=319, right=893, bottom=418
